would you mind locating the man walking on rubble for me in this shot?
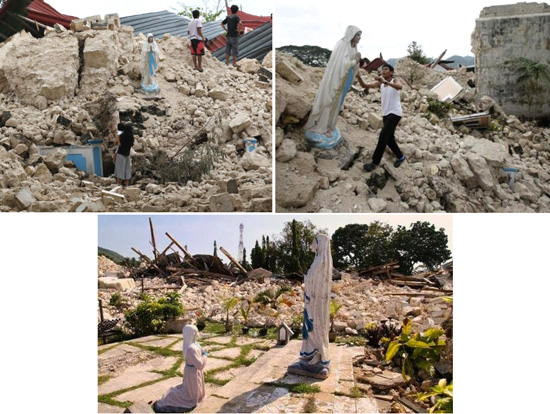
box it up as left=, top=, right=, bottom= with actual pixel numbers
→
left=356, top=64, right=407, bottom=172
left=221, top=5, right=243, bottom=67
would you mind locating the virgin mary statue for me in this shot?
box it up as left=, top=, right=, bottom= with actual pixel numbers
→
left=304, top=26, right=362, bottom=149
left=140, top=33, right=160, bottom=93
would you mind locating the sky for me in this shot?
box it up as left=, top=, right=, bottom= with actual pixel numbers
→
left=98, top=213, right=453, bottom=261
left=46, top=0, right=272, bottom=19
left=274, top=0, right=523, bottom=59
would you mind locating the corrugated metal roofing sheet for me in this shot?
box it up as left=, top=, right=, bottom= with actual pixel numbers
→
left=120, top=10, right=224, bottom=41
left=27, top=0, right=77, bottom=29
left=121, top=10, right=271, bottom=62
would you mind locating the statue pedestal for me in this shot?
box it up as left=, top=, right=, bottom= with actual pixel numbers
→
left=287, top=360, right=330, bottom=380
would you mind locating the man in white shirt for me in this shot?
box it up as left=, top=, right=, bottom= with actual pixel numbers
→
left=356, top=64, right=406, bottom=172
left=188, top=10, right=206, bottom=72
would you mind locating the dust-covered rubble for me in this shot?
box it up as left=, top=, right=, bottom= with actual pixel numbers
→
left=275, top=53, right=550, bottom=213
left=0, top=26, right=272, bottom=212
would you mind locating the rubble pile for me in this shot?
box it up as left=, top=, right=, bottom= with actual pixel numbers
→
left=275, top=53, right=550, bottom=213
left=98, top=255, right=452, bottom=337
left=0, top=25, right=272, bottom=212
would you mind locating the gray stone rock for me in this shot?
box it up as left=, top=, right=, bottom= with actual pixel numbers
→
left=229, top=113, right=252, bottom=133
left=368, top=197, right=387, bottom=212
left=15, top=188, right=35, bottom=210
left=209, top=193, right=235, bottom=212
left=276, top=139, right=297, bottom=163
left=466, top=153, right=495, bottom=191
left=471, top=139, right=507, bottom=166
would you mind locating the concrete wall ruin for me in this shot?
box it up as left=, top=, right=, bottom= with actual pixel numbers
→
left=472, top=2, right=550, bottom=119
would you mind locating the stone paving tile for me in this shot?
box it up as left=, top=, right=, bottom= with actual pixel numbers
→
left=98, top=402, right=125, bottom=413
left=169, top=339, right=183, bottom=352
left=357, top=396, right=380, bottom=413
left=125, top=335, right=163, bottom=344
left=248, top=349, right=266, bottom=360
left=256, top=387, right=291, bottom=413
left=201, top=344, right=225, bottom=352
left=125, top=356, right=178, bottom=374
left=212, top=365, right=247, bottom=382
left=98, top=344, right=142, bottom=360
left=209, top=347, right=241, bottom=360
left=99, top=371, right=163, bottom=395
left=206, top=335, right=234, bottom=345
left=314, top=392, right=336, bottom=413
left=235, top=337, right=265, bottom=346
left=194, top=395, right=228, bottom=413
left=333, top=394, right=357, bottom=413
left=282, top=395, right=306, bottom=413
left=133, top=337, right=176, bottom=348
left=204, top=356, right=234, bottom=372
left=114, top=377, right=181, bottom=404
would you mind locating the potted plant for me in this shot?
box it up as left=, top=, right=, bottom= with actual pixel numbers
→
left=195, top=310, right=206, bottom=331
left=221, top=296, right=239, bottom=333
left=240, top=300, right=253, bottom=334
left=329, top=300, right=342, bottom=343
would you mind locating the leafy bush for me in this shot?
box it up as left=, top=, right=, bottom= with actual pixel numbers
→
left=125, top=292, right=184, bottom=337
left=427, top=99, right=453, bottom=118
left=382, top=318, right=446, bottom=380
left=109, top=292, right=125, bottom=307
left=417, top=379, right=453, bottom=413
left=365, top=320, right=402, bottom=348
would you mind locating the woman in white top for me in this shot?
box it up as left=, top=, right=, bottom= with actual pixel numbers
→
left=304, top=26, right=362, bottom=149
left=140, top=33, right=160, bottom=93
left=356, top=63, right=406, bottom=171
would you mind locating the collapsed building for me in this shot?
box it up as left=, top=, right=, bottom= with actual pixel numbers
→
left=275, top=12, right=550, bottom=213
left=472, top=2, right=550, bottom=121
left=0, top=4, right=273, bottom=212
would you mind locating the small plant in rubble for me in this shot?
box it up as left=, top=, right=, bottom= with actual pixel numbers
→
left=364, top=319, right=402, bottom=348
left=417, top=378, right=453, bottom=413
left=134, top=146, right=224, bottom=185
left=382, top=318, right=446, bottom=380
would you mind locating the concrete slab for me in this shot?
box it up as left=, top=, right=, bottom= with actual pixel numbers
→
left=207, top=335, right=234, bottom=345
left=135, top=337, right=176, bottom=348
left=169, top=340, right=183, bottom=352
left=357, top=397, right=380, bottom=413
left=98, top=402, right=125, bottom=413
left=114, top=377, right=182, bottom=404
left=125, top=356, right=178, bottom=374
left=125, top=335, right=164, bottom=344
left=334, top=394, right=356, bottom=413
left=204, top=357, right=234, bottom=372
left=235, top=337, right=265, bottom=346
left=99, top=371, right=163, bottom=395
left=248, top=349, right=266, bottom=360
left=212, top=365, right=247, bottom=382
left=209, top=347, right=241, bottom=360
left=98, top=344, right=142, bottom=360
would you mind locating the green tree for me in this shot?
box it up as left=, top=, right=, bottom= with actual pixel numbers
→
left=504, top=58, right=550, bottom=107
left=241, top=247, right=249, bottom=269
left=391, top=222, right=451, bottom=274
left=363, top=221, right=395, bottom=268
left=251, top=240, right=263, bottom=269
left=407, top=41, right=430, bottom=65
left=331, top=224, right=369, bottom=269
left=177, top=0, right=225, bottom=22
left=276, top=220, right=320, bottom=274
left=213, top=240, right=217, bottom=257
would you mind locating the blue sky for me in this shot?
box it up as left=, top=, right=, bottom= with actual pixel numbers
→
left=98, top=214, right=453, bottom=260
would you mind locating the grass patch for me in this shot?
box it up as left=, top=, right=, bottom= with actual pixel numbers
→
left=98, top=375, right=111, bottom=386
left=127, top=342, right=181, bottom=358
left=204, top=322, right=227, bottom=335
left=334, top=386, right=364, bottom=399
left=98, top=377, right=167, bottom=407
left=266, top=382, right=320, bottom=394
left=204, top=370, right=231, bottom=386
left=152, top=356, right=184, bottom=378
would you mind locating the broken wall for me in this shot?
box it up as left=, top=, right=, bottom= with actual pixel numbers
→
left=472, top=2, right=550, bottom=119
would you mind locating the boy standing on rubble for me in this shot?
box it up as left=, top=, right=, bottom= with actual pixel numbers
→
left=356, top=64, right=407, bottom=172
left=188, top=10, right=206, bottom=72
left=221, top=5, right=243, bottom=67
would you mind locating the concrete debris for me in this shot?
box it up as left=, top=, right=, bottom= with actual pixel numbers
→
left=0, top=23, right=272, bottom=212
left=275, top=52, right=550, bottom=213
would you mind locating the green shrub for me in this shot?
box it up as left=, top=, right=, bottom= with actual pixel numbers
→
left=124, top=292, right=184, bottom=337
left=382, top=318, right=446, bottom=380
left=427, top=99, right=452, bottom=118
left=417, top=379, right=453, bottom=413
left=109, top=292, right=124, bottom=307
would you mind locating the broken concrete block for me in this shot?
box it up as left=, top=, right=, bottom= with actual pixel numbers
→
left=208, top=89, right=228, bottom=101
left=15, top=188, right=35, bottom=210
left=368, top=113, right=383, bottom=130
left=276, top=60, right=303, bottom=84
left=229, top=113, right=252, bottom=133
left=276, top=139, right=297, bottom=163
left=209, top=193, right=235, bottom=212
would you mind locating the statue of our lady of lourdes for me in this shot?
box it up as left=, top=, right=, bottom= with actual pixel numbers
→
left=140, top=33, right=160, bottom=94
left=304, top=26, right=362, bottom=150
left=287, top=233, right=333, bottom=379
